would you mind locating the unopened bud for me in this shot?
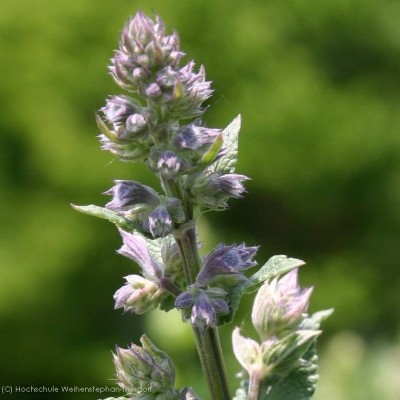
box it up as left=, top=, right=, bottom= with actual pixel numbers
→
left=148, top=206, right=173, bottom=238
left=114, top=274, right=162, bottom=314
left=252, top=269, right=313, bottom=339
left=113, top=335, right=176, bottom=395
left=196, top=243, right=258, bottom=287
left=192, top=173, right=249, bottom=210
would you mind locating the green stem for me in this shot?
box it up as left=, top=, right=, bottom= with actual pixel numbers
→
left=173, top=223, right=230, bottom=399
left=162, top=177, right=231, bottom=400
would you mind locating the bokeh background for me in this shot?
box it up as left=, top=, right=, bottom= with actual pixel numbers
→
left=1, top=0, right=400, bottom=399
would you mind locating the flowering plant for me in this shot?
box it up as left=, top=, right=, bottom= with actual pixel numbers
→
left=73, top=10, right=332, bottom=400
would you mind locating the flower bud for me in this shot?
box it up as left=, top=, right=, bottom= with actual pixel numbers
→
left=145, top=82, right=162, bottom=98
left=102, top=95, right=139, bottom=125
left=148, top=206, right=173, bottom=238
left=105, top=180, right=160, bottom=212
left=191, top=173, right=249, bottom=210
left=175, top=286, right=229, bottom=330
left=170, top=62, right=213, bottom=118
left=98, top=134, right=151, bottom=161
left=125, top=113, right=147, bottom=134
left=148, top=149, right=184, bottom=179
left=113, top=335, right=176, bottom=396
left=196, top=243, right=258, bottom=287
left=110, top=12, right=183, bottom=91
left=252, top=269, right=313, bottom=339
left=100, top=96, right=150, bottom=142
left=173, top=124, right=221, bottom=151
left=114, top=275, right=162, bottom=314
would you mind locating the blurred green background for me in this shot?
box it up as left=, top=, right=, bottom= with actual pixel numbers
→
left=1, top=0, right=400, bottom=399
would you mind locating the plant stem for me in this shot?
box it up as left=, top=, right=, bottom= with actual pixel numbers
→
left=163, top=177, right=231, bottom=400
left=174, top=223, right=231, bottom=399
left=247, top=371, right=263, bottom=400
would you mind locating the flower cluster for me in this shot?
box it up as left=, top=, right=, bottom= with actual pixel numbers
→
left=175, top=243, right=258, bottom=329
left=96, top=11, right=247, bottom=214
left=113, top=229, right=185, bottom=314
left=105, top=180, right=185, bottom=238
left=93, top=11, right=257, bottom=331
left=113, top=335, right=199, bottom=400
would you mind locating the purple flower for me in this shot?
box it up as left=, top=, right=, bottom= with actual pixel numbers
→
left=191, top=173, right=249, bottom=209
left=173, top=124, right=221, bottom=151
left=100, top=96, right=149, bottom=142
left=148, top=149, right=185, bottom=179
left=196, top=243, right=258, bottom=287
left=175, top=287, right=229, bottom=330
left=148, top=206, right=173, bottom=238
left=117, top=229, right=163, bottom=279
left=110, top=12, right=183, bottom=91
left=170, top=61, right=213, bottom=118
left=145, top=82, right=162, bottom=98
left=101, top=95, right=138, bottom=125
left=252, top=269, right=313, bottom=339
left=98, top=134, right=150, bottom=161
left=105, top=180, right=160, bottom=211
left=114, top=275, right=161, bottom=314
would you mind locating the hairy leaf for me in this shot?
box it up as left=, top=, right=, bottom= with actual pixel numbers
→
left=245, top=255, right=305, bottom=294
left=71, top=204, right=143, bottom=233
left=264, top=343, right=320, bottom=400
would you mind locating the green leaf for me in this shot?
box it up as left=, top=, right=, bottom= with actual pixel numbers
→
left=234, top=344, right=320, bottom=400
left=210, top=114, right=241, bottom=174
left=159, top=293, right=176, bottom=312
left=266, top=330, right=320, bottom=375
left=263, top=343, right=320, bottom=400
left=71, top=204, right=143, bottom=232
left=245, top=255, right=305, bottom=294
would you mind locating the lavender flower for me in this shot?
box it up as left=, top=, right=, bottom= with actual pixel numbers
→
left=110, top=11, right=183, bottom=91
left=191, top=173, right=249, bottom=209
left=175, top=286, right=229, bottom=330
left=117, top=229, right=163, bottom=280
left=99, top=96, right=151, bottom=143
left=170, top=61, right=213, bottom=118
left=102, top=95, right=139, bottom=125
left=252, top=269, right=313, bottom=339
left=97, top=134, right=150, bottom=161
left=114, top=274, right=162, bottom=314
left=148, top=206, right=173, bottom=238
left=173, top=124, right=221, bottom=151
left=196, top=243, right=258, bottom=287
left=148, top=149, right=183, bottom=179
left=105, top=180, right=159, bottom=211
